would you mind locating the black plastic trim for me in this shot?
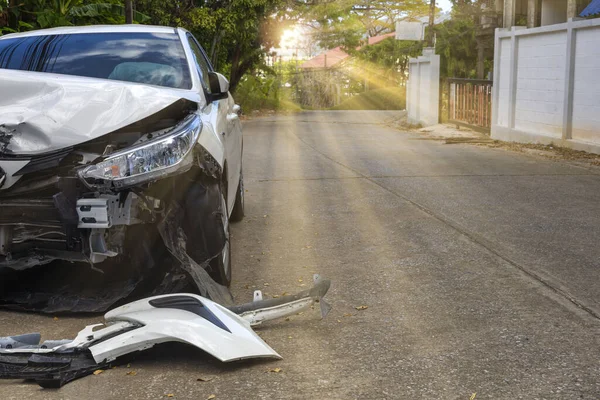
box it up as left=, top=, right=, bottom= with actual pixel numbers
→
left=149, top=295, right=230, bottom=333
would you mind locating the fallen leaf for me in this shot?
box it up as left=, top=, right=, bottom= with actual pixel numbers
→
left=337, top=319, right=342, bottom=323
left=166, top=394, right=174, bottom=398
left=281, top=292, right=289, bottom=296
left=285, top=317, right=290, bottom=322
left=343, top=313, right=353, bottom=317
left=470, top=393, right=477, bottom=400
left=126, top=363, right=131, bottom=368
left=126, top=370, right=137, bottom=376
left=263, top=282, right=270, bottom=287
left=269, top=368, right=282, bottom=373
left=93, top=370, right=104, bottom=375
left=207, top=395, right=216, bottom=400
left=197, top=376, right=215, bottom=382
left=53, top=317, right=59, bottom=321
left=287, top=336, right=293, bottom=339
left=272, top=294, right=280, bottom=298
left=298, top=279, right=303, bottom=283
left=355, top=305, right=368, bottom=311
left=263, top=215, right=267, bottom=218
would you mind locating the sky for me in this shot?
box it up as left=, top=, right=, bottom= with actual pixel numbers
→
left=438, top=0, right=452, bottom=12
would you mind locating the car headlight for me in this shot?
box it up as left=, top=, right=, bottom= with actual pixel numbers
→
left=81, top=114, right=202, bottom=188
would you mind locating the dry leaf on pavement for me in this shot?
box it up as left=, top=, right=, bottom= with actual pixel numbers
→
left=126, top=370, right=137, bottom=376
left=93, top=370, right=103, bottom=375
left=207, top=395, right=216, bottom=400
left=269, top=368, right=282, bottom=373
left=196, top=376, right=215, bottom=382
left=354, top=305, right=368, bottom=311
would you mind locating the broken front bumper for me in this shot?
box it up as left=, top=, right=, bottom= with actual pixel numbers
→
left=0, top=276, right=331, bottom=388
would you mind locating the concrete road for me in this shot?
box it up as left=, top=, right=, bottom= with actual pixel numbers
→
left=1, top=111, right=599, bottom=399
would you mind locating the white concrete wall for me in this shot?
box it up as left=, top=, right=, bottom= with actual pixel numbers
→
left=492, top=19, right=600, bottom=154
left=407, top=48, right=440, bottom=126
left=514, top=31, right=566, bottom=137
left=541, top=0, right=567, bottom=26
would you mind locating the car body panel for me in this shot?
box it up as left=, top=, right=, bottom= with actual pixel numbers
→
left=93, top=293, right=281, bottom=363
left=0, top=69, right=202, bottom=156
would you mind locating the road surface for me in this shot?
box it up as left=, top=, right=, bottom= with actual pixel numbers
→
left=1, top=111, right=598, bottom=399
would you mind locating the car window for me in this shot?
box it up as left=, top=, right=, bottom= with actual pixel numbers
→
left=186, top=34, right=213, bottom=93
left=0, top=32, right=192, bottom=89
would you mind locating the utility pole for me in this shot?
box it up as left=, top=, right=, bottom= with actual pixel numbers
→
left=125, top=0, right=133, bottom=24
left=427, top=0, right=436, bottom=47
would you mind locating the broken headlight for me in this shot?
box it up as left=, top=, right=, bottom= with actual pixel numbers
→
left=81, top=115, right=202, bottom=187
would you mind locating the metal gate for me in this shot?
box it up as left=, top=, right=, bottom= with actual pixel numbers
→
left=448, top=78, right=493, bottom=133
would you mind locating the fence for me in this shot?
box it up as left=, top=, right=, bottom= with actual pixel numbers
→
left=448, top=79, right=493, bottom=133
left=492, top=18, right=600, bottom=154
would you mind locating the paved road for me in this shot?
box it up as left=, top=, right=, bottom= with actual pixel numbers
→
left=1, top=111, right=599, bottom=399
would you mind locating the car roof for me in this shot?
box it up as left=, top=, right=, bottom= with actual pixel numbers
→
left=0, top=25, right=180, bottom=40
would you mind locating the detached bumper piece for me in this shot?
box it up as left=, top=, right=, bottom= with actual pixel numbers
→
left=0, top=276, right=331, bottom=388
left=0, top=351, right=104, bottom=389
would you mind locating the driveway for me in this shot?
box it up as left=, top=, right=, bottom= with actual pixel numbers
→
left=0, top=111, right=598, bottom=399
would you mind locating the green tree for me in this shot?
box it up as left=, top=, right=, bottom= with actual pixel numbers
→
left=298, top=0, right=430, bottom=51
left=136, top=0, right=286, bottom=93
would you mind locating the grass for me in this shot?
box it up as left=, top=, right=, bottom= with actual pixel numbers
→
left=331, top=87, right=406, bottom=111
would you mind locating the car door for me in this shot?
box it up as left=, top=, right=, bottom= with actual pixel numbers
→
left=185, top=34, right=241, bottom=214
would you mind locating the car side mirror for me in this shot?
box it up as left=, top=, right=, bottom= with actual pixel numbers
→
left=208, top=72, right=229, bottom=100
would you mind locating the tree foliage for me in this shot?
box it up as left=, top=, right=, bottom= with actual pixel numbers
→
left=297, top=0, right=430, bottom=51
left=435, top=0, right=493, bottom=78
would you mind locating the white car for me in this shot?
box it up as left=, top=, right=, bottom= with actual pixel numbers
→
left=0, top=25, right=244, bottom=310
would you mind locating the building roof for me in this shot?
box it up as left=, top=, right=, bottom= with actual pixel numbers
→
left=367, top=32, right=396, bottom=45
left=581, top=0, right=600, bottom=17
left=299, top=46, right=351, bottom=69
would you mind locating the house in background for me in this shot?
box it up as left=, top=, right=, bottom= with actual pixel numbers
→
left=500, top=0, right=594, bottom=28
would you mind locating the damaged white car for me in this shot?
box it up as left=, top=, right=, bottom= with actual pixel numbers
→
left=0, top=25, right=244, bottom=312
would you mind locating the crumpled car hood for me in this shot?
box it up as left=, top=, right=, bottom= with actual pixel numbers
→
left=0, top=70, right=202, bottom=155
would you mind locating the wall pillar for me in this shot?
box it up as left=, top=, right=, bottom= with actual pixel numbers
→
left=527, top=0, right=542, bottom=28
left=504, top=0, right=516, bottom=27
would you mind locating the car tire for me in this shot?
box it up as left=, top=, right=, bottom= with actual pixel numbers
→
left=230, top=168, right=245, bottom=222
left=209, top=185, right=232, bottom=286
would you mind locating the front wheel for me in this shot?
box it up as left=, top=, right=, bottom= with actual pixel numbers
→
left=209, top=187, right=231, bottom=286
left=230, top=168, right=245, bottom=222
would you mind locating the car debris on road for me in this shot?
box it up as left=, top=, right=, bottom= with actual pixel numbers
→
left=0, top=275, right=331, bottom=388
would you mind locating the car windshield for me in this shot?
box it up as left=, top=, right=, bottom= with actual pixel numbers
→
left=0, top=32, right=192, bottom=89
